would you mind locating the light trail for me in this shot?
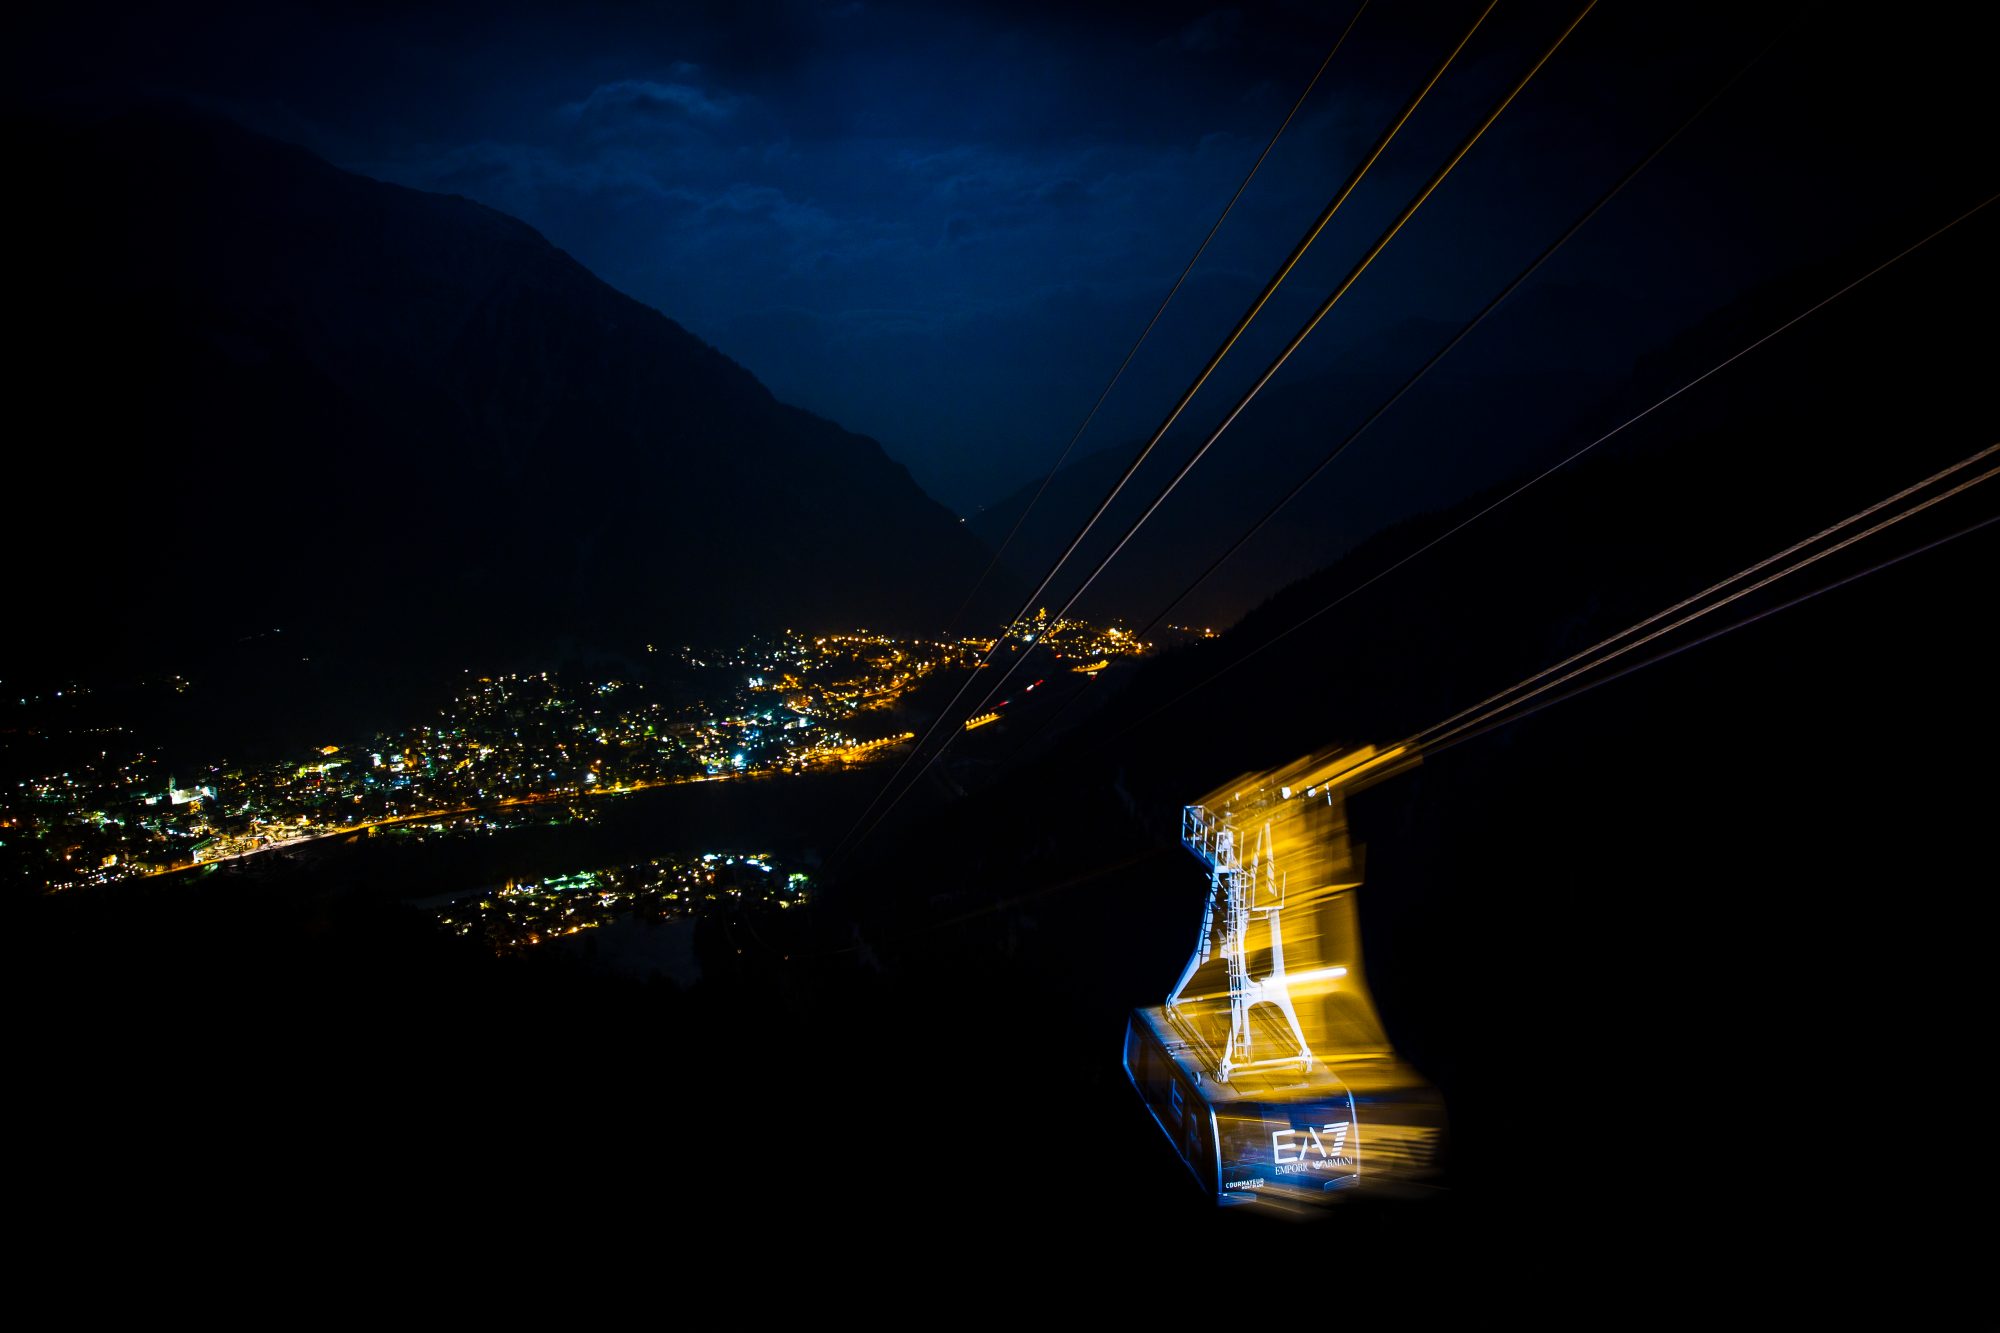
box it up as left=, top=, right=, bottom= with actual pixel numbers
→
left=1424, top=508, right=2000, bottom=756
left=1420, top=510, right=2000, bottom=758
left=1114, top=191, right=1999, bottom=738
left=943, top=0, right=1370, bottom=635
left=1412, top=444, right=1999, bottom=748
left=835, top=3, right=1500, bottom=858
left=1414, top=449, right=2000, bottom=755
left=841, top=2, right=1596, bottom=860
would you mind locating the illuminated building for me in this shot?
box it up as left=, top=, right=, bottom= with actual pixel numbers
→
left=1124, top=745, right=1444, bottom=1206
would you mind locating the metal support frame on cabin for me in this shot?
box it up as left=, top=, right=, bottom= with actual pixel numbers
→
left=1170, top=802, right=1313, bottom=1082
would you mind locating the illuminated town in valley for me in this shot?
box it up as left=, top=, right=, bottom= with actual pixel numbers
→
left=3, top=617, right=1151, bottom=891
left=430, top=850, right=811, bottom=954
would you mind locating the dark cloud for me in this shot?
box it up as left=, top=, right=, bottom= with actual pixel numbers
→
left=1178, top=9, right=1244, bottom=54
left=560, top=75, right=742, bottom=134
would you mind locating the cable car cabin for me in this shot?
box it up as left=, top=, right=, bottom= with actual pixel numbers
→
left=1125, top=1005, right=1442, bottom=1206
left=1125, top=751, right=1445, bottom=1206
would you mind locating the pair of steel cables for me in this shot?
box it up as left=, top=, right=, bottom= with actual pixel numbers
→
left=1097, top=191, right=1995, bottom=748
left=840, top=1, right=1599, bottom=858
left=1406, top=443, right=1999, bottom=760
left=842, top=0, right=1994, bottom=861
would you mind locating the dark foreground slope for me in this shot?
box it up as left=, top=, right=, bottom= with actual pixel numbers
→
left=9, top=121, right=1994, bottom=1306
left=850, top=199, right=2000, bottom=1271
left=10, top=105, right=1008, bottom=691
left=14, top=199, right=1992, bottom=1297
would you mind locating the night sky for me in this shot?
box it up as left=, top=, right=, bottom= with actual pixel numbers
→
left=16, top=2, right=1990, bottom=512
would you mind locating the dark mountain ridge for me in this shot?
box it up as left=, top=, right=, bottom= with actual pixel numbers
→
left=10, top=104, right=1013, bottom=698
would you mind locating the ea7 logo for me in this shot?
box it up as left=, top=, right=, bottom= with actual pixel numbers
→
left=1272, top=1122, right=1352, bottom=1165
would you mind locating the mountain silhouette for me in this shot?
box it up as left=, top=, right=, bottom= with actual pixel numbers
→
left=12, top=104, right=1013, bottom=695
